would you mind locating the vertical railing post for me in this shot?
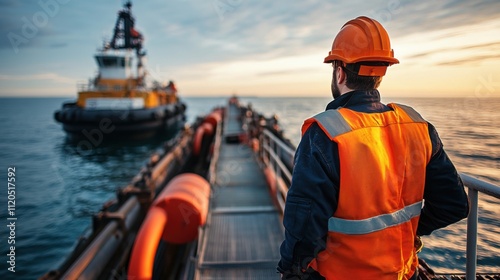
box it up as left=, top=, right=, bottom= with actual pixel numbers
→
left=466, top=188, right=478, bottom=280
left=272, top=134, right=278, bottom=189
left=259, top=133, right=266, bottom=164
left=277, top=142, right=282, bottom=185
left=264, top=133, right=267, bottom=164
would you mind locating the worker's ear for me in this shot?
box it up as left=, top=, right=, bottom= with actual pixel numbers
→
left=337, top=66, right=346, bottom=85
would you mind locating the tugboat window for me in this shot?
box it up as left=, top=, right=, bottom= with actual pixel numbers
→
left=101, top=57, right=119, bottom=67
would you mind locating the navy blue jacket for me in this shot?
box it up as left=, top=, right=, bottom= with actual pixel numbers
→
left=278, top=90, right=469, bottom=278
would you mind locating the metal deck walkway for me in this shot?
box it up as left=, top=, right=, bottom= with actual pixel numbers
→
left=195, top=102, right=283, bottom=279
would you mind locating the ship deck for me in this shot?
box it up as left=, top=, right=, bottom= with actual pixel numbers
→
left=193, top=102, right=283, bottom=279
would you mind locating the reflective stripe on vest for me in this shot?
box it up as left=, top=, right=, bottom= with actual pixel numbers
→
left=392, top=103, right=426, bottom=123
left=306, top=103, right=427, bottom=139
left=328, top=201, right=423, bottom=235
left=312, top=109, right=352, bottom=136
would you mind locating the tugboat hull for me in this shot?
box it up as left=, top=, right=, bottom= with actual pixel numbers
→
left=55, top=103, right=186, bottom=140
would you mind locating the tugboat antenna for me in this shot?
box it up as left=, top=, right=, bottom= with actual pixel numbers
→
left=109, top=0, right=143, bottom=55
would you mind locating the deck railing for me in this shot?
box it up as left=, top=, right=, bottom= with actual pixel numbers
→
left=460, top=173, right=500, bottom=279
left=260, top=129, right=295, bottom=212
left=77, top=81, right=94, bottom=92
left=260, top=127, right=500, bottom=279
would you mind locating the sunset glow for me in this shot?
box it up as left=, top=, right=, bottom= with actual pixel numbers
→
left=1, top=1, right=499, bottom=98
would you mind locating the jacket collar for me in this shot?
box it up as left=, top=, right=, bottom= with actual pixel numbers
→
left=326, top=89, right=381, bottom=111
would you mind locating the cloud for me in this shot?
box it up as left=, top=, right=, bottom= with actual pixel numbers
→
left=49, top=42, right=67, bottom=49
left=145, top=0, right=500, bottom=66
left=406, top=41, right=500, bottom=60
left=1, top=0, right=499, bottom=97
left=461, top=42, right=500, bottom=51
left=3, top=0, right=499, bottom=59
left=0, top=2, right=61, bottom=51
left=256, top=69, right=309, bottom=77
left=381, top=0, right=500, bottom=36
left=437, top=54, right=500, bottom=66
left=0, top=73, right=75, bottom=84
left=0, top=0, right=18, bottom=8
left=0, top=1, right=102, bottom=51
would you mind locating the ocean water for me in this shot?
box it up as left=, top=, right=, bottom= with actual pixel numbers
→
left=0, top=96, right=498, bottom=279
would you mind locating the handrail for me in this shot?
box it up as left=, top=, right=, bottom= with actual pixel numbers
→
left=461, top=173, right=500, bottom=279
left=262, top=129, right=295, bottom=158
left=260, top=127, right=500, bottom=279
left=260, top=129, right=295, bottom=212
left=77, top=81, right=92, bottom=92
left=208, top=120, right=223, bottom=186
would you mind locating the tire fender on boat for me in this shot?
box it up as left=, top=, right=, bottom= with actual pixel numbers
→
left=128, top=173, right=210, bottom=280
left=54, top=111, right=61, bottom=122
left=164, top=108, right=173, bottom=118
left=152, top=109, right=165, bottom=120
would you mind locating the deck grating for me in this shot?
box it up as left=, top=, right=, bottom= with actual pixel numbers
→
left=194, top=102, right=283, bottom=280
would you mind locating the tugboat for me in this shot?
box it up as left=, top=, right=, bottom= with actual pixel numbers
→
left=54, top=1, right=186, bottom=140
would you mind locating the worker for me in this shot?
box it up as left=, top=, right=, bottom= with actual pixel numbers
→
left=166, top=80, right=177, bottom=94
left=278, top=16, right=469, bottom=280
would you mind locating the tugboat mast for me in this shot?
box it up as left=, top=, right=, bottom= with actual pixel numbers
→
left=108, top=1, right=144, bottom=56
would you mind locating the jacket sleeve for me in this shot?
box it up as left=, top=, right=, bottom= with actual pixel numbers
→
left=278, top=123, right=339, bottom=277
left=417, top=123, right=469, bottom=236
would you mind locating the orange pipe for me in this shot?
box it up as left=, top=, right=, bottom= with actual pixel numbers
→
left=155, top=174, right=210, bottom=243
left=193, top=123, right=213, bottom=156
left=193, top=109, right=223, bottom=156
left=128, top=174, right=210, bottom=279
left=192, top=126, right=203, bottom=156
left=128, top=207, right=167, bottom=280
left=202, top=122, right=214, bottom=136
left=204, top=111, right=222, bottom=129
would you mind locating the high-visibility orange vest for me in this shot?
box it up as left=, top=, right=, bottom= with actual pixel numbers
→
left=302, top=103, right=432, bottom=280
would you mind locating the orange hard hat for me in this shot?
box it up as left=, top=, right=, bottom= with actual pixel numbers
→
left=324, top=16, right=399, bottom=76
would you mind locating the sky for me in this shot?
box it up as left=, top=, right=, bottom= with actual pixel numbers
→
left=0, top=0, right=499, bottom=98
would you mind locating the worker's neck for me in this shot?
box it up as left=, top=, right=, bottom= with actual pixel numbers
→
left=339, top=84, right=354, bottom=96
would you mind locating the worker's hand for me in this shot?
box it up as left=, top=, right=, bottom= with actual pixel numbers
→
left=415, top=236, right=424, bottom=253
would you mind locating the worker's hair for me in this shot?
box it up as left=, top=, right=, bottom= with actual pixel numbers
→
left=334, top=61, right=384, bottom=90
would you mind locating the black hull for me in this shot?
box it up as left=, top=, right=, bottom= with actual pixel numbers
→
left=54, top=102, right=186, bottom=141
